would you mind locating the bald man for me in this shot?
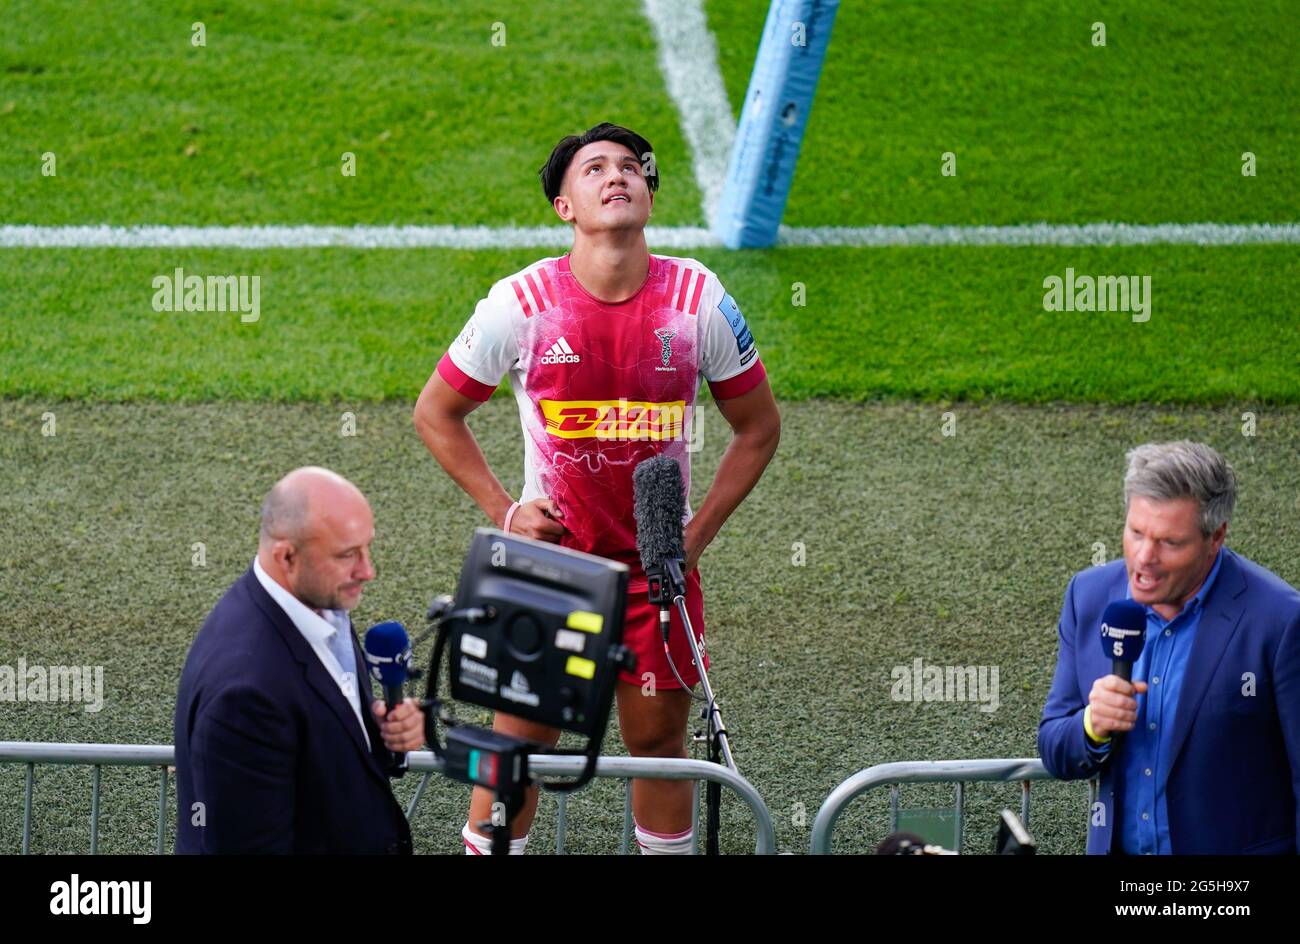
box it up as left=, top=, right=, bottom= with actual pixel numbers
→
left=174, top=467, right=425, bottom=854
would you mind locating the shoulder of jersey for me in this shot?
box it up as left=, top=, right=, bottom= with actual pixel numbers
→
left=491, top=256, right=565, bottom=319
left=655, top=253, right=721, bottom=316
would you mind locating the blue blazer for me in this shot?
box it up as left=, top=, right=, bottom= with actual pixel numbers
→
left=1038, top=548, right=1300, bottom=854
left=175, top=567, right=413, bottom=854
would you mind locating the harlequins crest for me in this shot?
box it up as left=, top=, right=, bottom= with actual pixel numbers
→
left=654, top=327, right=676, bottom=366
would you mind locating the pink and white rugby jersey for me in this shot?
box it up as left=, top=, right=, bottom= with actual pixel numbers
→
left=436, top=253, right=766, bottom=583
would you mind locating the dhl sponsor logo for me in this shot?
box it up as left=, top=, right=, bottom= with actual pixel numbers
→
left=540, top=399, right=686, bottom=440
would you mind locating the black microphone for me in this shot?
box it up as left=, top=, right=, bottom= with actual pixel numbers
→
left=632, top=455, right=687, bottom=642
left=1097, top=600, right=1147, bottom=754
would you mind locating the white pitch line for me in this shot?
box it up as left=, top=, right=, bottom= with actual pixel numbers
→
left=642, top=0, right=737, bottom=229
left=1, top=223, right=1297, bottom=249
left=776, top=222, right=1300, bottom=247
left=0, top=224, right=717, bottom=250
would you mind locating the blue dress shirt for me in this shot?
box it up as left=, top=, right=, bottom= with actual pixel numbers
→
left=1105, top=549, right=1225, bottom=854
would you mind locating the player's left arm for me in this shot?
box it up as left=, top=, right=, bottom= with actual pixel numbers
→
left=686, top=279, right=781, bottom=572
left=685, top=378, right=781, bottom=572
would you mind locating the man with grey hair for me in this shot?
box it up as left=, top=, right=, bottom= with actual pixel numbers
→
left=175, top=467, right=426, bottom=853
left=1040, top=441, right=1300, bottom=854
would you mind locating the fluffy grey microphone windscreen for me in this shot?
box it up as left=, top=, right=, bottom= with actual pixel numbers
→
left=632, top=454, right=686, bottom=572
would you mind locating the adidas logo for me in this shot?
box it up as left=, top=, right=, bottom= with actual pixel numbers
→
left=540, top=336, right=581, bottom=364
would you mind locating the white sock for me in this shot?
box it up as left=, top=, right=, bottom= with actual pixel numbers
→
left=634, top=822, right=694, bottom=855
left=462, top=821, right=529, bottom=855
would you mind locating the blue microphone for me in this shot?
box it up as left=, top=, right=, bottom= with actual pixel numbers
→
left=1099, top=600, right=1147, bottom=681
left=364, top=621, right=412, bottom=709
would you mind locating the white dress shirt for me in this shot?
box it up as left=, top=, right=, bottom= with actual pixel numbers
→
left=252, top=556, right=370, bottom=749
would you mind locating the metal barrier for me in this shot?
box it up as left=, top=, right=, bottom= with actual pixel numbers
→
left=0, top=741, right=776, bottom=855
left=810, top=757, right=1097, bottom=854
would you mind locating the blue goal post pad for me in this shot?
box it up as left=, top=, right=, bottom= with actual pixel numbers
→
left=714, top=0, right=840, bottom=249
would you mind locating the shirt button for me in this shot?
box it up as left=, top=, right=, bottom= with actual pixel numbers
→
left=1149, top=723, right=1157, bottom=731
left=1164, top=629, right=1171, bottom=637
left=1152, top=676, right=1160, bottom=685
left=1144, top=768, right=1153, bottom=776
left=1142, top=812, right=1150, bottom=821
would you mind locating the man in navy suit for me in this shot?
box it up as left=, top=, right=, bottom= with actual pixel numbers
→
left=175, top=467, right=426, bottom=853
left=1039, top=441, right=1300, bottom=854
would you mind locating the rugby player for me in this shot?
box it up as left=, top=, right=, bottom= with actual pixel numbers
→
left=413, top=122, right=781, bottom=854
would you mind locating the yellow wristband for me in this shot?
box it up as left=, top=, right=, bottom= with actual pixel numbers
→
left=1083, top=705, right=1111, bottom=745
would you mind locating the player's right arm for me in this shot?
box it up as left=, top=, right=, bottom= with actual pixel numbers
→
left=412, top=283, right=566, bottom=542
left=413, top=368, right=515, bottom=527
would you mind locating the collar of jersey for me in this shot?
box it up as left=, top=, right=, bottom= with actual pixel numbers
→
left=559, top=252, right=658, bottom=306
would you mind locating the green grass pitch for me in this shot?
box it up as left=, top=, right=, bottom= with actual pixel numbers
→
left=0, top=0, right=1296, bottom=853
